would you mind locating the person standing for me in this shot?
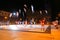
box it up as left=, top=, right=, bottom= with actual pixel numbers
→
left=40, top=18, right=46, bottom=32
left=30, top=18, right=35, bottom=24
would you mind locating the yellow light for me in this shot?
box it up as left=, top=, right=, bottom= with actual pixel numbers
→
left=20, top=18, right=22, bottom=20
left=4, top=17, right=7, bottom=19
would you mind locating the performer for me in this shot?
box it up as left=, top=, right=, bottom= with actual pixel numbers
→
left=30, top=18, right=35, bottom=24
left=40, top=18, right=46, bottom=32
left=52, top=20, right=58, bottom=29
left=24, top=20, right=28, bottom=24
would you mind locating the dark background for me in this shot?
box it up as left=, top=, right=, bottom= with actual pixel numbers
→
left=0, top=0, right=60, bottom=20
left=0, top=0, right=60, bottom=11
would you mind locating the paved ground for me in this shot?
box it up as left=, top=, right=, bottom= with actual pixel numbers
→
left=0, top=29, right=60, bottom=40
left=0, top=25, right=60, bottom=40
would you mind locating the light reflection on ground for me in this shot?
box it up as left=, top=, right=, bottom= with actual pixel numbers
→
left=0, top=25, right=60, bottom=40
left=0, top=29, right=60, bottom=40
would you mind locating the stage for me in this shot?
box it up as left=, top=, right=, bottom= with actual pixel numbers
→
left=0, top=24, right=49, bottom=32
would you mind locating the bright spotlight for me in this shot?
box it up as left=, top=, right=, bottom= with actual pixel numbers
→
left=9, top=13, right=12, bottom=17
left=40, top=11, right=42, bottom=14
left=24, top=4, right=27, bottom=8
left=45, top=10, right=48, bottom=14
left=16, top=12, right=19, bottom=17
left=13, top=13, right=16, bottom=15
left=19, top=9, right=21, bottom=13
left=31, top=5, right=34, bottom=13
left=24, top=8, right=26, bottom=13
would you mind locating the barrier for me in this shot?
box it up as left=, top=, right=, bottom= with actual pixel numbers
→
left=0, top=24, right=49, bottom=31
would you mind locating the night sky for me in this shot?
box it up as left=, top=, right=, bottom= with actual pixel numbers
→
left=0, top=0, right=45, bottom=11
left=0, top=0, right=60, bottom=11
left=0, top=0, right=60, bottom=20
